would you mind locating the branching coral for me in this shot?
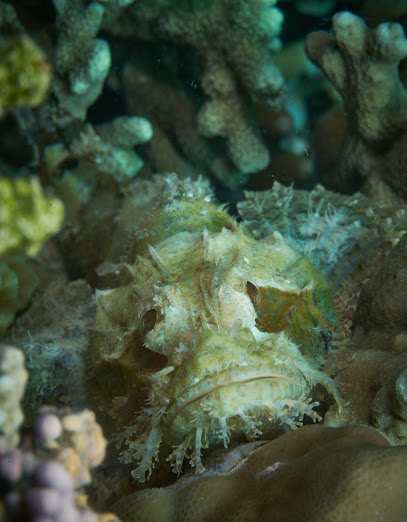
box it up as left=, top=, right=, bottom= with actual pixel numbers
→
left=51, top=0, right=111, bottom=125
left=121, top=62, right=239, bottom=187
left=40, top=116, right=151, bottom=283
left=305, top=11, right=407, bottom=200
left=0, top=3, right=51, bottom=117
left=105, top=0, right=286, bottom=181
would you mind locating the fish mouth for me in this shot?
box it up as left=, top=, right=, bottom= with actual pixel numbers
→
left=165, top=364, right=306, bottom=429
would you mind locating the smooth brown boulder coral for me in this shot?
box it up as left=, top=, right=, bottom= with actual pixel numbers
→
left=112, top=424, right=407, bottom=522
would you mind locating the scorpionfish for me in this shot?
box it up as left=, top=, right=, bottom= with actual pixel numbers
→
left=89, top=175, right=339, bottom=482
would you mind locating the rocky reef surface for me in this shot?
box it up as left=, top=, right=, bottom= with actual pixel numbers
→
left=2, top=1, right=407, bottom=521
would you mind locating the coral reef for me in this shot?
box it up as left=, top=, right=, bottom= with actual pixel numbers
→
left=305, top=11, right=407, bottom=200
left=112, top=424, right=407, bottom=522
left=3, top=0, right=407, bottom=520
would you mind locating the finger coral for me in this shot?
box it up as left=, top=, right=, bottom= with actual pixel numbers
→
left=305, top=11, right=407, bottom=201
left=105, top=0, right=286, bottom=183
left=52, top=0, right=111, bottom=125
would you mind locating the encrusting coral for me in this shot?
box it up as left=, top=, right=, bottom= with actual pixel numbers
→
left=112, top=424, right=407, bottom=522
left=305, top=11, right=407, bottom=201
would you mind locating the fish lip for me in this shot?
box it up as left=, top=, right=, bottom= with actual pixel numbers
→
left=165, top=364, right=302, bottom=425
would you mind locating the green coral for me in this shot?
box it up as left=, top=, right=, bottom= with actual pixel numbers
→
left=0, top=34, right=51, bottom=116
left=0, top=177, right=64, bottom=259
left=0, top=177, right=64, bottom=335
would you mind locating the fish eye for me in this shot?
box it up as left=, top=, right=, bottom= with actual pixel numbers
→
left=246, top=281, right=258, bottom=305
left=142, top=308, right=159, bottom=333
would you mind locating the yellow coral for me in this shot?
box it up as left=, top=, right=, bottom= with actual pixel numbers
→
left=0, top=177, right=64, bottom=335
left=0, top=35, right=51, bottom=116
left=0, top=177, right=64, bottom=259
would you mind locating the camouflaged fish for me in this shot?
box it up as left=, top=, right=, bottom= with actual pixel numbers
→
left=89, top=175, right=407, bottom=482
